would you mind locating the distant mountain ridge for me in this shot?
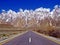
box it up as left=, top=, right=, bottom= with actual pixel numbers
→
left=0, top=5, right=60, bottom=28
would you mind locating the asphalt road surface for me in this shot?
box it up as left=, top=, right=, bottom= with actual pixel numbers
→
left=3, top=31, right=60, bottom=45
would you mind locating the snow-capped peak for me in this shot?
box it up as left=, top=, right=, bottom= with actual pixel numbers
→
left=0, top=5, right=60, bottom=27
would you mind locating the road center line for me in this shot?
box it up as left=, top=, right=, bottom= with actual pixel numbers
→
left=29, top=37, right=31, bottom=43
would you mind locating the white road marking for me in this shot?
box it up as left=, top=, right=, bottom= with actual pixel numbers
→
left=29, top=37, right=31, bottom=43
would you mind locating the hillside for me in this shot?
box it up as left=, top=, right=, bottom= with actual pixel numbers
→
left=0, top=24, right=13, bottom=28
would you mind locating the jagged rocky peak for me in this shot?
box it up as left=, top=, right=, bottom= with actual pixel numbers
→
left=0, top=5, right=60, bottom=27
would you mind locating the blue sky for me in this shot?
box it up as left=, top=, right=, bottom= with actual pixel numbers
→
left=0, top=0, right=60, bottom=12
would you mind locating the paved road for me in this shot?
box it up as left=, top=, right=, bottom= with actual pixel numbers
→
left=3, top=31, right=60, bottom=45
